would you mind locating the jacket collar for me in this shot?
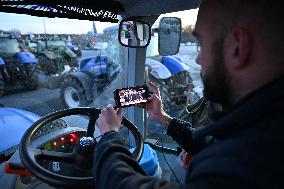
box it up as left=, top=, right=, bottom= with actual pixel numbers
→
left=194, top=75, right=284, bottom=140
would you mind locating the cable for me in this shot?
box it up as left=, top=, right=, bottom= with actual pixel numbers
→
left=95, top=134, right=103, bottom=139
left=160, top=130, right=181, bottom=184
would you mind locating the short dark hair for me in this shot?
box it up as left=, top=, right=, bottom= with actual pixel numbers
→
left=201, top=0, right=284, bottom=65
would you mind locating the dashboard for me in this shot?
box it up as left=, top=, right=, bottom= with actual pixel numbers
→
left=39, top=131, right=85, bottom=153
left=35, top=129, right=87, bottom=176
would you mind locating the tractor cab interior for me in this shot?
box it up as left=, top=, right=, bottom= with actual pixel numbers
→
left=0, top=0, right=202, bottom=188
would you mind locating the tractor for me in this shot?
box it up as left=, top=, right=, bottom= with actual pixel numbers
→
left=0, top=34, right=39, bottom=96
left=29, top=37, right=79, bottom=75
left=145, top=56, right=193, bottom=111
left=60, top=55, right=121, bottom=108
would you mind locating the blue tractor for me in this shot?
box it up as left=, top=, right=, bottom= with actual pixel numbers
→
left=60, top=55, right=121, bottom=108
left=0, top=34, right=39, bottom=96
left=145, top=56, right=193, bottom=111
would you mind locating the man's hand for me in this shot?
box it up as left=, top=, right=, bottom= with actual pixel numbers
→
left=141, top=82, right=172, bottom=129
left=144, top=82, right=164, bottom=120
left=97, top=105, right=122, bottom=135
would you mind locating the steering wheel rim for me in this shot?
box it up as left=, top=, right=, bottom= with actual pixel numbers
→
left=19, top=108, right=143, bottom=188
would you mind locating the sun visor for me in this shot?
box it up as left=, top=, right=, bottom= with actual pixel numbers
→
left=0, top=0, right=123, bottom=23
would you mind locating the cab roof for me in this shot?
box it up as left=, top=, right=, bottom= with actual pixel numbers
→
left=0, top=0, right=200, bottom=22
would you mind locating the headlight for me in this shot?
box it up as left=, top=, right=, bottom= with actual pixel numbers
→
left=73, top=47, right=78, bottom=51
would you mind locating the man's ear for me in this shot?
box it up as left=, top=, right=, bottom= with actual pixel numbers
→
left=225, top=26, right=252, bottom=69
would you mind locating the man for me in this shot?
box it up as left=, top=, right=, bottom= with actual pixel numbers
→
left=93, top=0, right=284, bottom=188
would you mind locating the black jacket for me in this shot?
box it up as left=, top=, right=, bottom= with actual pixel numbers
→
left=93, top=76, right=284, bottom=189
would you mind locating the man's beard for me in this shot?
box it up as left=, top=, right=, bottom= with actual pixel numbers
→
left=201, top=39, right=232, bottom=106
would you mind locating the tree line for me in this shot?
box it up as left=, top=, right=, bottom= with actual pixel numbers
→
left=181, top=25, right=197, bottom=44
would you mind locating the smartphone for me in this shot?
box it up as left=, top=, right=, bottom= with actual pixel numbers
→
left=114, top=85, right=151, bottom=108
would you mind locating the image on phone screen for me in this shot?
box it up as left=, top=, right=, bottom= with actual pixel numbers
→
left=114, top=86, right=149, bottom=108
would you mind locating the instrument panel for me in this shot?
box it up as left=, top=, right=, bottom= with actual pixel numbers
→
left=39, top=131, right=85, bottom=153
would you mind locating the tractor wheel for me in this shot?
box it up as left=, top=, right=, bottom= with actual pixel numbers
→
left=60, top=78, right=91, bottom=108
left=38, top=55, right=57, bottom=75
left=0, top=71, right=4, bottom=96
left=23, top=64, right=39, bottom=90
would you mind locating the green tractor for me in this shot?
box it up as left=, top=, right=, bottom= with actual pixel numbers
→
left=30, top=37, right=79, bottom=75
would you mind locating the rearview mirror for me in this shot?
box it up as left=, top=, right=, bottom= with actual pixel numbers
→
left=119, top=19, right=151, bottom=48
left=158, top=17, right=181, bottom=55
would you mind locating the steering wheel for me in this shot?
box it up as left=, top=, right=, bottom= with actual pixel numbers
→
left=19, top=108, right=143, bottom=188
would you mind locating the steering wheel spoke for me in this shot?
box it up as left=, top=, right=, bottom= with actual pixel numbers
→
left=86, top=112, right=100, bottom=136
left=35, top=150, right=74, bottom=163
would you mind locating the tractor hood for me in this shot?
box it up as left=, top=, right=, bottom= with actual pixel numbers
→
left=162, top=56, right=190, bottom=75
left=146, top=58, right=172, bottom=79
left=0, top=108, right=40, bottom=158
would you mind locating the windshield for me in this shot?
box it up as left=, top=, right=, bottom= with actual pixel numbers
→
left=0, top=13, right=129, bottom=109
left=46, top=40, right=66, bottom=48
left=0, top=38, right=21, bottom=53
left=0, top=9, right=201, bottom=182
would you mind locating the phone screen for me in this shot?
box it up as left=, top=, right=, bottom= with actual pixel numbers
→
left=114, top=85, right=149, bottom=108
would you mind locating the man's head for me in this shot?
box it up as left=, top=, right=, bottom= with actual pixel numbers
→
left=193, top=0, right=284, bottom=106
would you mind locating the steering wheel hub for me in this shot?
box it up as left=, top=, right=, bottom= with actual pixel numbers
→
left=79, top=137, right=95, bottom=148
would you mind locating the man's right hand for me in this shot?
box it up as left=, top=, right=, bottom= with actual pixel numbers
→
left=143, top=82, right=173, bottom=129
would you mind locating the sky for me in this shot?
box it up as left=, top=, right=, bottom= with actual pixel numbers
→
left=0, top=9, right=198, bottom=34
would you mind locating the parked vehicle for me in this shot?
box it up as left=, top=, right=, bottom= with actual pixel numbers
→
left=29, top=37, right=78, bottom=75
left=0, top=34, right=39, bottom=96
left=60, top=55, right=121, bottom=108
left=146, top=56, right=193, bottom=111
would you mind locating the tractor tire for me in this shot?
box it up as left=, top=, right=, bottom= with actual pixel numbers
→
left=0, top=71, right=4, bottom=96
left=38, top=55, right=57, bottom=75
left=23, top=64, right=39, bottom=90
left=60, top=78, right=91, bottom=109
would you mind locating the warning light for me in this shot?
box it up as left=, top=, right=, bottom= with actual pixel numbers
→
left=69, top=133, right=79, bottom=143
left=60, top=137, right=65, bottom=142
left=53, top=142, right=57, bottom=146
left=70, top=133, right=78, bottom=140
